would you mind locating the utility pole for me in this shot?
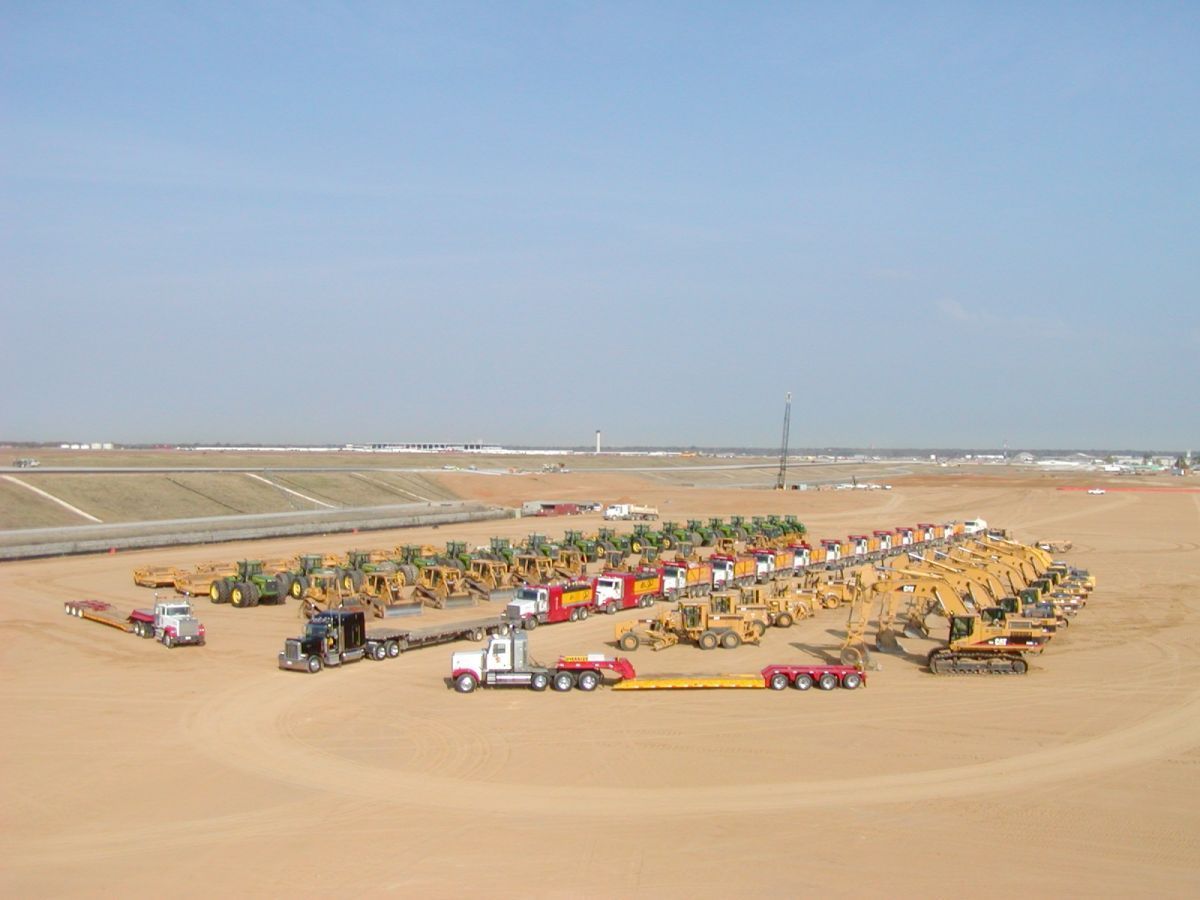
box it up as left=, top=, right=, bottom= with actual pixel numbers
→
left=775, top=392, right=792, bottom=490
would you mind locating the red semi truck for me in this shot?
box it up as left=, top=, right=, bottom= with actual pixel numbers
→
left=594, top=569, right=663, bottom=612
left=506, top=581, right=596, bottom=629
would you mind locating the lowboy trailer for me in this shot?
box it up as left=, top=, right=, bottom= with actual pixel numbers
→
left=64, top=598, right=206, bottom=648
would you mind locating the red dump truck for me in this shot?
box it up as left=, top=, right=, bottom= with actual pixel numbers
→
left=710, top=553, right=757, bottom=587
left=659, top=558, right=713, bottom=598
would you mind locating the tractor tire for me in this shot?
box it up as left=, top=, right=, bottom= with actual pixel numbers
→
left=769, top=672, right=789, bottom=691
left=776, top=612, right=794, bottom=628
left=793, top=673, right=814, bottom=691
left=577, top=671, right=600, bottom=691
left=818, top=672, right=839, bottom=691
left=660, top=536, right=673, bottom=550
left=454, top=673, right=477, bottom=693
left=231, top=583, right=248, bottom=608
left=245, top=583, right=261, bottom=607
left=307, top=656, right=323, bottom=673
left=530, top=673, right=550, bottom=692
left=698, top=631, right=719, bottom=651
left=618, top=633, right=639, bottom=652
left=552, top=671, right=575, bottom=692
left=275, top=574, right=293, bottom=601
left=841, top=672, right=863, bottom=690
left=210, top=580, right=230, bottom=604
left=290, top=576, right=306, bottom=598
left=721, top=631, right=742, bottom=650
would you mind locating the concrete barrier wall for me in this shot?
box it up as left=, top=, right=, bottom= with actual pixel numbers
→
left=0, top=503, right=517, bottom=561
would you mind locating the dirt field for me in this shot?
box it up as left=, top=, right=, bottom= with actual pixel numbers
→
left=2, top=473, right=1199, bottom=897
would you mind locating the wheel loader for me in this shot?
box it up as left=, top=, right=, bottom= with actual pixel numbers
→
left=614, top=599, right=761, bottom=652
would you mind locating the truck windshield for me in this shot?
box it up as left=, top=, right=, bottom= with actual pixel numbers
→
left=515, top=588, right=541, bottom=602
left=305, top=624, right=328, bottom=639
left=163, top=607, right=190, bottom=617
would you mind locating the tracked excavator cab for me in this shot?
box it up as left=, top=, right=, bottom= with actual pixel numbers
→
left=949, top=616, right=974, bottom=641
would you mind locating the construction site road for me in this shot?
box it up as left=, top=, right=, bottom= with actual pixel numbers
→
left=1, top=474, right=1198, bottom=896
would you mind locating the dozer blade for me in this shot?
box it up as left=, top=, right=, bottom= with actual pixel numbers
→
left=443, top=595, right=476, bottom=609
left=486, top=587, right=516, bottom=604
left=875, top=629, right=905, bottom=654
left=377, top=603, right=422, bottom=618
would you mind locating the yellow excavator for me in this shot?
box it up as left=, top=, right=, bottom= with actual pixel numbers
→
left=896, top=554, right=1060, bottom=633
left=840, top=569, right=1052, bottom=675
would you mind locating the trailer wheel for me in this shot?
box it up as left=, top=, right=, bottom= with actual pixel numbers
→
left=769, top=672, right=789, bottom=691
left=455, top=673, right=477, bottom=693
left=579, top=606, right=589, bottom=620
left=530, top=673, right=550, bottom=692
left=471, top=628, right=485, bottom=642
left=306, top=655, right=322, bottom=673
left=370, top=643, right=387, bottom=661
left=720, top=631, right=742, bottom=650
left=386, top=641, right=400, bottom=658
left=818, top=672, right=839, bottom=691
left=775, top=612, right=794, bottom=628
left=552, top=671, right=575, bottom=692
left=577, top=671, right=600, bottom=691
left=698, top=631, right=719, bottom=650
left=569, top=609, right=579, bottom=622
left=618, top=633, right=639, bottom=652
left=793, top=673, right=814, bottom=691
left=841, top=672, right=862, bottom=690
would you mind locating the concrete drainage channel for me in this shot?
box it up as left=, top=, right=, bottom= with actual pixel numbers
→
left=0, top=502, right=516, bottom=561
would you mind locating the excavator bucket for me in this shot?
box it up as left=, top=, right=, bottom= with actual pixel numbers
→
left=874, top=628, right=905, bottom=654
left=903, top=618, right=930, bottom=639
left=840, top=642, right=871, bottom=668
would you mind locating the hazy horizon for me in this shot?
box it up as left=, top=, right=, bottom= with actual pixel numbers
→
left=3, top=4, right=1197, bottom=447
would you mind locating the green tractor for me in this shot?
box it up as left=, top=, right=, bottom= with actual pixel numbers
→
left=522, top=533, right=554, bottom=557
left=209, top=560, right=290, bottom=608
left=709, top=517, right=737, bottom=541
left=562, top=529, right=604, bottom=562
left=728, top=516, right=751, bottom=540
left=597, top=527, right=648, bottom=555
left=686, top=519, right=715, bottom=545
left=437, top=541, right=473, bottom=570
left=290, top=553, right=337, bottom=597
left=483, top=537, right=517, bottom=565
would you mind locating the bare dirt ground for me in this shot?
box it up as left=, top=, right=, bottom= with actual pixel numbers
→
left=2, top=473, right=1198, bottom=897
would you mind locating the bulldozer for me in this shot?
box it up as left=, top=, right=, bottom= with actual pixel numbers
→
left=511, top=553, right=557, bottom=585
left=615, top=598, right=762, bottom=652
left=297, top=571, right=371, bottom=620
left=358, top=571, right=422, bottom=617
left=551, top=547, right=588, bottom=580
left=412, top=565, right=480, bottom=609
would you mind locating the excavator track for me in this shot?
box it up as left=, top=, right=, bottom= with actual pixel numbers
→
left=927, top=648, right=1029, bottom=675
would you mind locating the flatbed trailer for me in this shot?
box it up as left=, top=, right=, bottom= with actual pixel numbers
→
left=281, top=610, right=511, bottom=672
left=613, top=664, right=865, bottom=691
left=64, top=598, right=206, bottom=647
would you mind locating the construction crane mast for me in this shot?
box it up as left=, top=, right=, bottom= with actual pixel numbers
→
left=775, top=391, right=791, bottom=490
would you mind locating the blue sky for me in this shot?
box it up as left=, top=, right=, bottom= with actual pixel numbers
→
left=3, top=2, right=1197, bottom=449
